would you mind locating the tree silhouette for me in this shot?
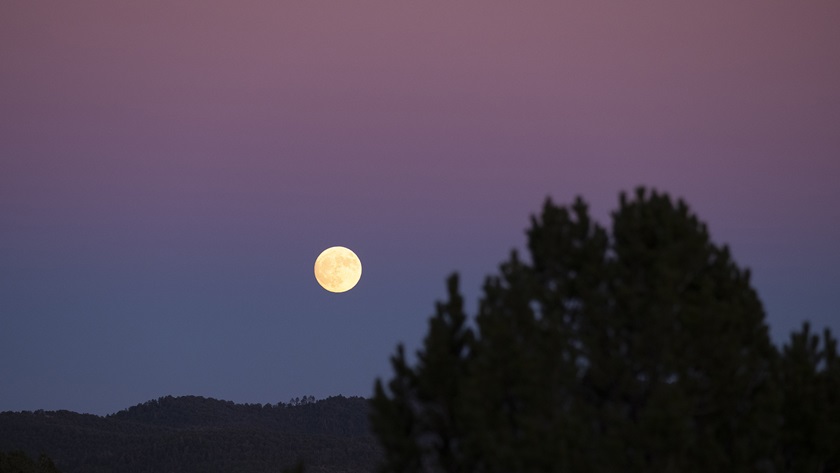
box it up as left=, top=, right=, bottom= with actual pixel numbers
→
left=779, top=323, right=840, bottom=472
left=371, top=188, right=836, bottom=473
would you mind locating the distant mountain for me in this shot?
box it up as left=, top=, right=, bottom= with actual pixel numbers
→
left=0, top=395, right=380, bottom=473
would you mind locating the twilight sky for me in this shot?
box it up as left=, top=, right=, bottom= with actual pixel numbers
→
left=2, top=1, right=839, bottom=415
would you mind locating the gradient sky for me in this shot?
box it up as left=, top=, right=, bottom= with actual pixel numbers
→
left=2, top=1, right=838, bottom=415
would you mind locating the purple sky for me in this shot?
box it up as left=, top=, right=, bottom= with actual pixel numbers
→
left=2, top=1, right=839, bottom=415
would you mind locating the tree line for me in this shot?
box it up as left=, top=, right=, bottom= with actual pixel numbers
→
left=371, top=188, right=840, bottom=473
left=0, top=395, right=378, bottom=473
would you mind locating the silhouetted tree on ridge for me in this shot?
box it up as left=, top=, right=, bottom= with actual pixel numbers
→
left=371, top=187, right=839, bottom=473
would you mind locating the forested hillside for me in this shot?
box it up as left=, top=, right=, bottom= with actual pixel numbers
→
left=0, top=395, right=379, bottom=473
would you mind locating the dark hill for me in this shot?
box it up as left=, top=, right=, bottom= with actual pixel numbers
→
left=0, top=395, right=380, bottom=473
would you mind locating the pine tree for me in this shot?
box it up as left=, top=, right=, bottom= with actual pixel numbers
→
left=371, top=275, right=475, bottom=473
left=371, top=188, right=783, bottom=472
left=779, top=322, right=840, bottom=472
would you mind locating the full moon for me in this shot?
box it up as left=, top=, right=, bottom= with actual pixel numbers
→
left=313, top=246, right=362, bottom=293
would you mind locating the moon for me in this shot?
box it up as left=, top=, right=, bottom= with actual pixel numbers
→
left=314, top=246, right=362, bottom=293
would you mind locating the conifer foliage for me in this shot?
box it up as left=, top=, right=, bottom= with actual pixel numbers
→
left=371, top=188, right=839, bottom=473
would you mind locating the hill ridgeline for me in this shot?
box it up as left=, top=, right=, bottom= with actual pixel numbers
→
left=0, top=395, right=380, bottom=473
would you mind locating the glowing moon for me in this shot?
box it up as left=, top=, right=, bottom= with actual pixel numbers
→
left=314, top=246, right=362, bottom=293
